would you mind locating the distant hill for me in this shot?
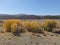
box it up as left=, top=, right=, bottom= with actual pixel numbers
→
left=0, top=14, right=60, bottom=19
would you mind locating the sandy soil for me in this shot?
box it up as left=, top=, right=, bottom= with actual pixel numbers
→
left=0, top=31, right=60, bottom=45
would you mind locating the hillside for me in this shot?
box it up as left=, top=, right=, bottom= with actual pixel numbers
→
left=0, top=14, right=60, bottom=19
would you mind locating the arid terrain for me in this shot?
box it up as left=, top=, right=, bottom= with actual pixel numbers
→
left=0, top=31, right=60, bottom=45
left=0, top=19, right=60, bottom=45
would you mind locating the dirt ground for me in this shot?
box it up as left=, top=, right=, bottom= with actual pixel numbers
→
left=0, top=31, right=60, bottom=45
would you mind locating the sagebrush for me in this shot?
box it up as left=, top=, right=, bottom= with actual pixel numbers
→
left=2, top=19, right=24, bottom=33
left=1, top=19, right=58, bottom=34
left=23, top=21, right=44, bottom=33
left=43, top=20, right=57, bottom=32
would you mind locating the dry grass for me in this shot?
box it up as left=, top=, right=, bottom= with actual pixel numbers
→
left=43, top=20, right=57, bottom=32
left=1, top=19, right=60, bottom=35
left=23, top=21, right=44, bottom=33
left=2, top=19, right=24, bottom=34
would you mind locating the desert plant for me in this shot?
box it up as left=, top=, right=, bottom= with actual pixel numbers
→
left=11, top=23, right=25, bottom=33
left=2, top=20, right=12, bottom=32
left=43, top=20, right=57, bottom=32
left=1, top=24, right=7, bottom=33
left=23, top=21, right=44, bottom=33
left=2, top=19, right=24, bottom=34
left=31, top=21, right=44, bottom=33
left=11, top=23, right=18, bottom=33
left=23, top=21, right=32, bottom=31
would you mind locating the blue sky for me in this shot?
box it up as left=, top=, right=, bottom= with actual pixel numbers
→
left=0, top=0, right=60, bottom=15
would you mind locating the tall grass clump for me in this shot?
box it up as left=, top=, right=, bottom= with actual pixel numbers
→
left=31, top=21, right=44, bottom=33
left=2, top=20, right=12, bottom=32
left=43, top=20, right=57, bottom=32
left=2, top=19, right=24, bottom=34
left=23, top=21, right=32, bottom=31
left=23, top=21, right=44, bottom=33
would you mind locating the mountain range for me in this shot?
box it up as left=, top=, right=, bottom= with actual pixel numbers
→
left=0, top=14, right=60, bottom=19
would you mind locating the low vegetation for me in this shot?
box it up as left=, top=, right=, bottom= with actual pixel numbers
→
left=2, top=19, right=24, bottom=34
left=43, top=20, right=57, bottom=32
left=23, top=21, right=32, bottom=31
left=1, top=19, right=59, bottom=35
left=30, top=21, right=44, bottom=33
left=23, top=21, right=44, bottom=33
